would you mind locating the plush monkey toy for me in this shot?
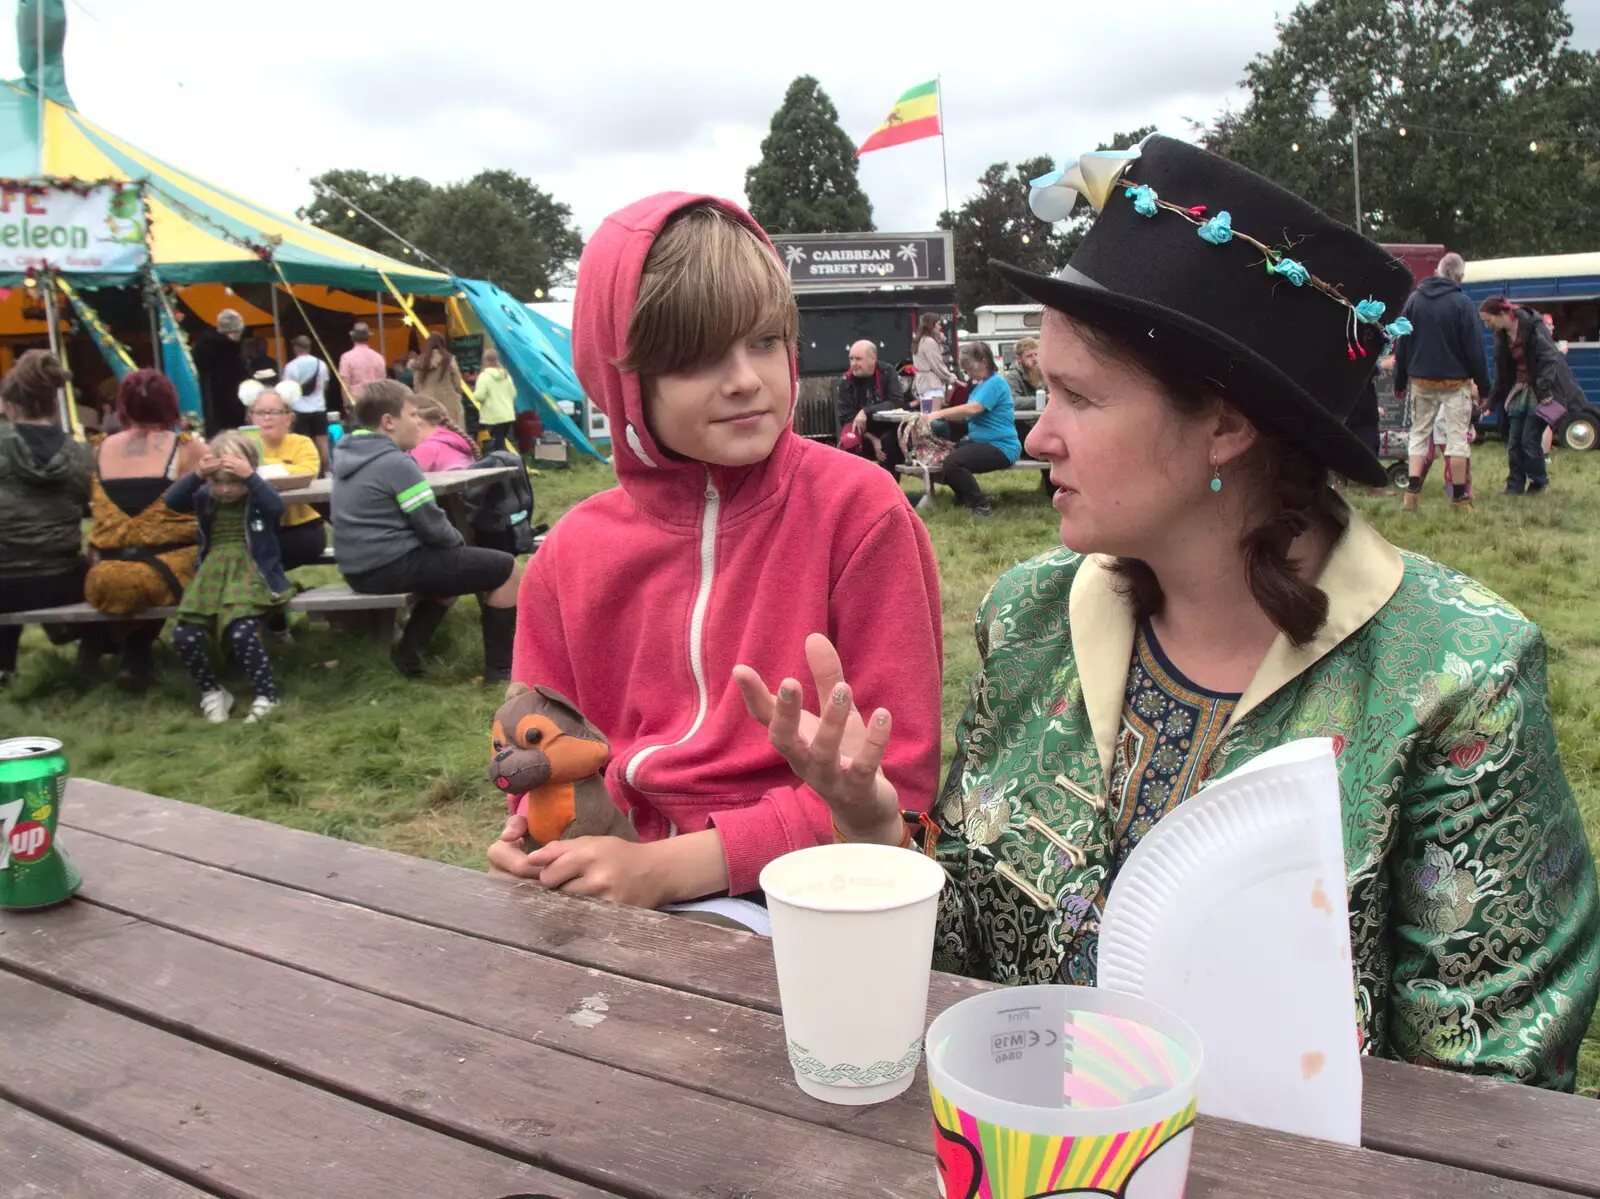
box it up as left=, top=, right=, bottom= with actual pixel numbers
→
left=489, top=684, right=635, bottom=847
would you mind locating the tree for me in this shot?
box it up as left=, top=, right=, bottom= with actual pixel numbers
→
left=939, top=128, right=1155, bottom=316
left=745, top=75, right=873, bottom=234
left=298, top=170, right=435, bottom=262
left=1202, top=0, right=1600, bottom=258
left=300, top=168, right=585, bottom=298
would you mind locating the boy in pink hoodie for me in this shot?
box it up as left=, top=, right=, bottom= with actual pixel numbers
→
left=486, top=194, right=943, bottom=913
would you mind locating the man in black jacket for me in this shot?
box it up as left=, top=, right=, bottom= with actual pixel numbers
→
left=1393, top=253, right=1490, bottom=511
left=1480, top=297, right=1585, bottom=495
left=836, top=339, right=913, bottom=470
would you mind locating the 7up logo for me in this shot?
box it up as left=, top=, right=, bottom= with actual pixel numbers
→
left=0, top=798, right=48, bottom=869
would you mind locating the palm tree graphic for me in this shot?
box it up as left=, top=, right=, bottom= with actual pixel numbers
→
left=897, top=243, right=920, bottom=274
left=783, top=245, right=807, bottom=270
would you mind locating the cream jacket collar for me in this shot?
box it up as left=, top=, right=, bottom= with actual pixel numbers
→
left=1066, top=503, right=1405, bottom=781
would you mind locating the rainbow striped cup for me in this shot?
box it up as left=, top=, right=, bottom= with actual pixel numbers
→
left=925, top=985, right=1202, bottom=1199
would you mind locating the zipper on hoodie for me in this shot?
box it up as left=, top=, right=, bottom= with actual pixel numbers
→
left=623, top=470, right=720, bottom=794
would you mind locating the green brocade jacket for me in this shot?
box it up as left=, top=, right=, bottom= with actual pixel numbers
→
left=932, top=511, right=1600, bottom=1089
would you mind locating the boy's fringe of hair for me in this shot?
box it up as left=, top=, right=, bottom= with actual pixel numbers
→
left=355, top=379, right=413, bottom=428
left=616, top=202, right=798, bottom=378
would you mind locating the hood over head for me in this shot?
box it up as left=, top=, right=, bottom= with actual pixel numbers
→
left=572, top=192, right=799, bottom=521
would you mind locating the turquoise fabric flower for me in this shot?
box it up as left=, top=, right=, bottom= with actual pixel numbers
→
left=1272, top=257, right=1310, bottom=286
left=1355, top=298, right=1387, bottom=324
left=1385, top=317, right=1414, bottom=339
left=1197, top=212, right=1233, bottom=245
left=1124, top=185, right=1159, bottom=218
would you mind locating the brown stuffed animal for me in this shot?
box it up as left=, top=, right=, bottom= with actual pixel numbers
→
left=489, top=684, right=636, bottom=847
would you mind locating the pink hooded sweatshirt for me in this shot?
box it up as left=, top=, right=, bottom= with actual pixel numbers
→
left=510, top=192, right=943, bottom=896
left=410, top=426, right=476, bottom=472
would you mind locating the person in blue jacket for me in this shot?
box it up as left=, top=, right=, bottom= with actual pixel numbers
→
left=927, top=341, right=1021, bottom=516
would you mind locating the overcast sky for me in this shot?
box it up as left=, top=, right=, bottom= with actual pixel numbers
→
left=10, top=0, right=1600, bottom=255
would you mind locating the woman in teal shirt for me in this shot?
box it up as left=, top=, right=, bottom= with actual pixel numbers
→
left=928, top=342, right=1020, bottom=516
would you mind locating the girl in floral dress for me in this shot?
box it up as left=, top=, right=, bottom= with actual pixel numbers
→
left=164, top=432, right=293, bottom=723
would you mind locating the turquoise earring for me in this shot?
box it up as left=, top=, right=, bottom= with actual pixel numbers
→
left=1210, top=458, right=1222, bottom=493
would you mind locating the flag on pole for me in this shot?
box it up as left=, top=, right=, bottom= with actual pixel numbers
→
left=855, top=80, right=941, bottom=156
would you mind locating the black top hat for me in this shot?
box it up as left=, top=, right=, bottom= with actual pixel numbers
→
left=995, top=135, right=1413, bottom=487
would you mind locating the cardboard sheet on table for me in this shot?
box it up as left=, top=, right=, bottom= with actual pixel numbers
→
left=1099, top=737, right=1363, bottom=1146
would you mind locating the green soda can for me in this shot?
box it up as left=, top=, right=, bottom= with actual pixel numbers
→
left=0, top=737, right=81, bottom=909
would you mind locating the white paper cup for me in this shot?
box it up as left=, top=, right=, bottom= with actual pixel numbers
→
left=926, top=985, right=1202, bottom=1199
left=760, top=842, right=945, bottom=1105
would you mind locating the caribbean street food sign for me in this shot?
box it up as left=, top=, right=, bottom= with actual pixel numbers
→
left=772, top=231, right=952, bottom=288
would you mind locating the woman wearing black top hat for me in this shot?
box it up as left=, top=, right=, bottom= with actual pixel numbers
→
left=737, top=135, right=1599, bottom=1089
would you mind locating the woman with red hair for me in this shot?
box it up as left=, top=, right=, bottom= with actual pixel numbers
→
left=81, top=370, right=208, bottom=689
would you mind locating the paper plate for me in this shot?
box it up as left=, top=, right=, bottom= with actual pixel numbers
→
left=1098, top=738, right=1363, bottom=1146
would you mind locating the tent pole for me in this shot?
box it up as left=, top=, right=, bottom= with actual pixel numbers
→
left=147, top=295, right=160, bottom=367
left=41, top=276, right=66, bottom=428
left=35, top=0, right=44, bottom=170
left=376, top=290, right=384, bottom=363
left=270, top=278, right=284, bottom=369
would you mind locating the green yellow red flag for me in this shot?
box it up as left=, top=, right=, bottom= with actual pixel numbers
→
left=856, top=80, right=941, bottom=156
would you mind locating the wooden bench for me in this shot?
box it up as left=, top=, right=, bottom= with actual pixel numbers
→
left=0, top=585, right=410, bottom=644
left=896, top=458, right=1050, bottom=510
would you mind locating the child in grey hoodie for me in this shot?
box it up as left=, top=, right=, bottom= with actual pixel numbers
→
left=331, top=381, right=521, bottom=681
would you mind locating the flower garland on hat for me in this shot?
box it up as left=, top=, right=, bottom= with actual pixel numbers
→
left=1030, top=145, right=1413, bottom=360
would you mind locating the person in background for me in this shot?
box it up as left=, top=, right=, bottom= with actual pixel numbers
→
left=83, top=370, right=208, bottom=691
left=281, top=335, right=332, bottom=473
left=0, top=351, right=92, bottom=688
left=331, top=381, right=520, bottom=681
left=192, top=308, right=249, bottom=435
left=338, top=321, right=388, bottom=400
left=393, top=349, right=419, bottom=389
left=925, top=340, right=1021, bottom=516
left=239, top=381, right=325, bottom=646
left=836, top=339, right=912, bottom=471
left=1480, top=297, right=1583, bottom=496
left=473, top=348, right=518, bottom=454
left=412, top=332, right=468, bottom=431
left=1393, top=253, right=1489, bottom=513
left=241, top=336, right=280, bottom=388
left=165, top=431, right=290, bottom=724
left=409, top=393, right=479, bottom=471
left=911, top=312, right=956, bottom=409
left=1004, top=335, right=1044, bottom=406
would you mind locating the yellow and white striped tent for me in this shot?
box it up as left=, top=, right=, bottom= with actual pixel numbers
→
left=0, top=76, right=453, bottom=295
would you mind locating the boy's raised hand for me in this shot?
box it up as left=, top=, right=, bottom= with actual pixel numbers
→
left=733, top=632, right=904, bottom=845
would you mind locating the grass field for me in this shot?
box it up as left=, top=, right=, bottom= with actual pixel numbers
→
left=4, top=441, right=1597, bottom=1094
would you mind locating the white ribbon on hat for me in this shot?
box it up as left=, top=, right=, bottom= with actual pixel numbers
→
left=1029, top=145, right=1146, bottom=223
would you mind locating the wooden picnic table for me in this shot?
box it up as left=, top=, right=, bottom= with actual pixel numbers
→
left=4, top=780, right=1598, bottom=1198
left=289, top=464, right=518, bottom=508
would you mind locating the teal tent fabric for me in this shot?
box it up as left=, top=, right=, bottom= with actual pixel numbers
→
left=456, top=278, right=605, bottom=462
left=59, top=284, right=133, bottom=379
left=16, top=0, right=73, bottom=110
left=524, top=306, right=575, bottom=368
left=154, top=285, right=202, bottom=420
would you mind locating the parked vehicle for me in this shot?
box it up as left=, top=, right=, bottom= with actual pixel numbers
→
left=1462, top=252, right=1600, bottom=453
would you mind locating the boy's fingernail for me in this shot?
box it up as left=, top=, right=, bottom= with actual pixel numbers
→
left=778, top=685, right=795, bottom=703
left=875, top=711, right=889, bottom=728
left=832, top=684, right=848, bottom=706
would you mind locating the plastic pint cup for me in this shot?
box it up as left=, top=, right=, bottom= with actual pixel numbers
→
left=920, top=389, right=941, bottom=416
left=760, top=842, right=945, bottom=1105
left=926, top=985, right=1202, bottom=1199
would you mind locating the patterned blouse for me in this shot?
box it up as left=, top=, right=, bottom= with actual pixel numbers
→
left=1056, top=625, right=1239, bottom=986
left=931, top=512, right=1600, bottom=1090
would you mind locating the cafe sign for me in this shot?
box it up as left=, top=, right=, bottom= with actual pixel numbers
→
left=772, top=231, right=952, bottom=288
left=0, top=182, right=149, bottom=274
